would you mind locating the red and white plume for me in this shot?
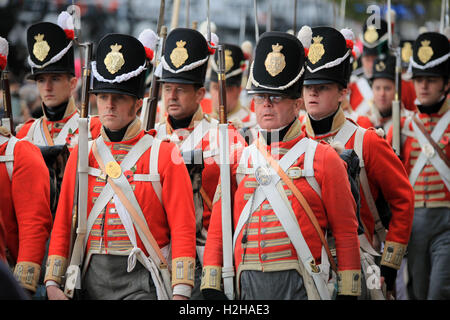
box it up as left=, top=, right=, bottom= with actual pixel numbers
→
left=203, top=32, right=219, bottom=55
left=297, top=25, right=312, bottom=57
left=241, top=40, right=253, bottom=61
left=138, top=28, right=158, bottom=62
left=57, top=11, right=75, bottom=40
left=0, top=36, right=8, bottom=71
left=340, top=28, right=354, bottom=50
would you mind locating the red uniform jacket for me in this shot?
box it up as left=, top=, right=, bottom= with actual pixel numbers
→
left=0, top=131, right=52, bottom=292
left=45, top=119, right=196, bottom=290
left=202, top=120, right=361, bottom=296
left=304, top=108, right=414, bottom=270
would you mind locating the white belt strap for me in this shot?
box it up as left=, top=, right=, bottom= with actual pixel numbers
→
left=353, top=127, right=387, bottom=243
left=304, top=139, right=321, bottom=198
left=409, top=111, right=450, bottom=190
left=53, top=113, right=80, bottom=145
left=333, top=120, right=358, bottom=146
left=0, top=136, right=18, bottom=180
left=233, top=137, right=310, bottom=247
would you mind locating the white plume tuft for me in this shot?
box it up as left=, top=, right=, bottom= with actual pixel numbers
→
left=138, top=28, right=158, bottom=51
left=241, top=40, right=253, bottom=55
left=203, top=32, right=219, bottom=45
left=57, top=11, right=74, bottom=30
left=297, top=25, right=312, bottom=49
left=340, top=28, right=354, bottom=41
left=0, top=36, right=8, bottom=57
left=199, top=20, right=217, bottom=35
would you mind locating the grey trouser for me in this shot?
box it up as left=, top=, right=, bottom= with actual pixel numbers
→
left=81, top=254, right=157, bottom=300
left=190, top=255, right=204, bottom=300
left=239, top=269, right=308, bottom=300
left=407, top=207, right=450, bottom=300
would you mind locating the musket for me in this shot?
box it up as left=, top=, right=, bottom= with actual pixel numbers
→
left=267, top=0, right=272, bottom=32
left=339, top=0, right=347, bottom=30
left=141, top=0, right=166, bottom=131
left=63, top=5, right=93, bottom=298
left=293, top=0, right=297, bottom=35
left=440, top=0, right=449, bottom=33
left=170, top=0, right=181, bottom=31
left=144, top=26, right=167, bottom=131
left=185, top=0, right=190, bottom=28
left=217, top=43, right=235, bottom=301
left=253, top=0, right=259, bottom=43
left=387, top=0, right=402, bottom=157
left=0, top=37, right=14, bottom=135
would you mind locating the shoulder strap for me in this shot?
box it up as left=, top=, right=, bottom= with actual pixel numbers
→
left=0, top=136, right=18, bottom=180
left=149, top=137, right=162, bottom=203
left=255, top=140, right=337, bottom=273
left=304, top=139, right=322, bottom=198
left=353, top=127, right=387, bottom=243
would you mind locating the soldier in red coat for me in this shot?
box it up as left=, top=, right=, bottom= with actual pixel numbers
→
left=201, top=31, right=361, bottom=300
left=0, top=126, right=52, bottom=295
left=16, top=12, right=101, bottom=150
left=301, top=26, right=414, bottom=299
left=356, top=55, right=414, bottom=134
left=387, top=32, right=450, bottom=300
left=44, top=33, right=196, bottom=300
left=154, top=28, right=246, bottom=299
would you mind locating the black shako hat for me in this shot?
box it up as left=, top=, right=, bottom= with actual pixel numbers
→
left=247, top=31, right=306, bottom=98
left=410, top=32, right=449, bottom=79
left=26, top=20, right=75, bottom=79
left=362, top=18, right=389, bottom=56
left=371, top=54, right=396, bottom=82
left=91, top=33, right=147, bottom=98
left=303, top=26, right=352, bottom=87
left=158, top=28, right=210, bottom=85
left=210, top=43, right=246, bottom=87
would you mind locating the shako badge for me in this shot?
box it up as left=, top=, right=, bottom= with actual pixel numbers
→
left=418, top=40, right=434, bottom=64
left=364, top=25, right=378, bottom=44
left=308, top=36, right=325, bottom=65
left=104, top=43, right=125, bottom=74
left=264, top=43, right=286, bottom=77
left=33, top=33, right=50, bottom=62
left=170, top=40, right=189, bottom=68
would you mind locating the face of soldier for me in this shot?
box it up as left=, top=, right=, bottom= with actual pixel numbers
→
left=254, top=94, right=301, bottom=130
left=302, top=83, right=347, bottom=120
left=163, top=83, right=205, bottom=120
left=372, top=78, right=395, bottom=114
left=413, top=76, right=450, bottom=106
left=35, top=73, right=77, bottom=108
left=362, top=54, right=377, bottom=78
left=97, top=93, right=142, bottom=131
left=209, top=81, right=242, bottom=114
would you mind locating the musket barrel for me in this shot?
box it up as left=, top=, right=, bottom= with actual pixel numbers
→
left=217, top=45, right=227, bottom=124
left=79, top=42, right=93, bottom=119
left=146, top=25, right=167, bottom=131
left=1, top=70, right=14, bottom=135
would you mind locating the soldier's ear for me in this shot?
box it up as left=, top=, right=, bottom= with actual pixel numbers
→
left=195, top=86, right=206, bottom=104
left=69, top=75, right=78, bottom=92
left=338, top=87, right=348, bottom=102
